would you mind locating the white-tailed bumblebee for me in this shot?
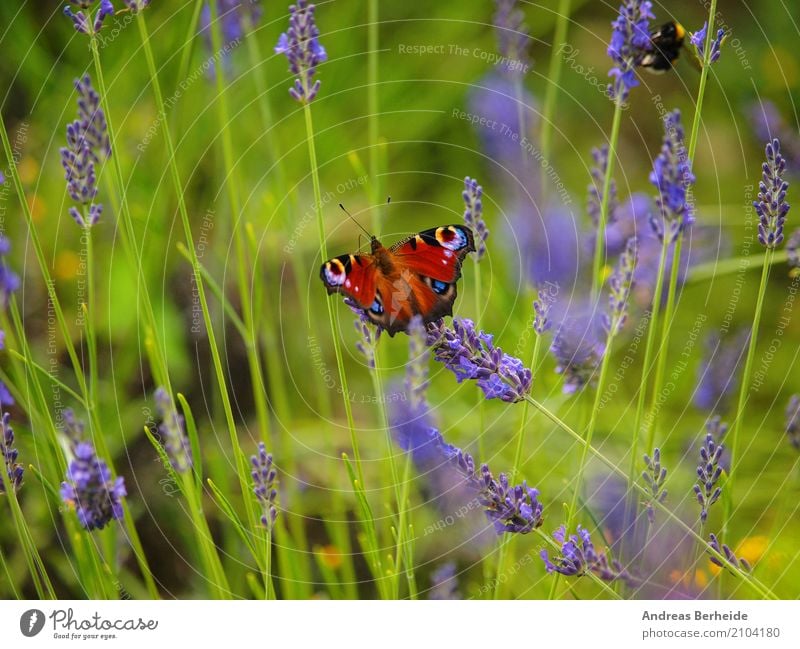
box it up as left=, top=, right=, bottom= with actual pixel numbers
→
left=640, top=21, right=687, bottom=72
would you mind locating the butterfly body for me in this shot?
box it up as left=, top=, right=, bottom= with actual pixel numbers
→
left=320, top=225, right=475, bottom=336
left=640, top=21, right=686, bottom=72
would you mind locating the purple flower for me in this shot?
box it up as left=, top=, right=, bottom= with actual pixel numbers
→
left=429, top=563, right=460, bottom=599
left=347, top=297, right=382, bottom=369
left=0, top=412, right=24, bottom=495
left=427, top=318, right=532, bottom=403
left=533, top=289, right=554, bottom=335
left=60, top=75, right=109, bottom=228
left=540, top=525, right=636, bottom=584
left=463, top=177, right=488, bottom=261
left=64, top=0, right=114, bottom=34
left=60, top=414, right=126, bottom=531
left=786, top=395, right=800, bottom=450
left=275, top=0, right=327, bottom=103
left=649, top=109, right=695, bottom=243
left=123, top=0, right=151, bottom=12
left=0, top=382, right=12, bottom=408
left=788, top=229, right=800, bottom=270
left=493, top=0, right=530, bottom=74
left=479, top=464, right=543, bottom=534
left=251, top=442, right=278, bottom=528
left=588, top=145, right=618, bottom=226
left=550, top=305, right=605, bottom=394
left=603, top=236, right=637, bottom=334
left=0, top=235, right=20, bottom=307
left=690, top=22, right=725, bottom=64
left=694, top=331, right=746, bottom=414
left=607, top=1, right=655, bottom=102
left=747, top=102, right=800, bottom=172
left=708, top=533, right=751, bottom=572
left=694, top=433, right=723, bottom=524
left=154, top=388, right=193, bottom=474
left=200, top=1, right=262, bottom=52
left=642, top=448, right=667, bottom=525
left=754, top=138, right=790, bottom=248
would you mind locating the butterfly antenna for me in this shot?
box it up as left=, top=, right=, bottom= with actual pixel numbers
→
left=339, top=203, right=372, bottom=238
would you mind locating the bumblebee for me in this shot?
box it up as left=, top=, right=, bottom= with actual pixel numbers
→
left=640, top=21, right=687, bottom=72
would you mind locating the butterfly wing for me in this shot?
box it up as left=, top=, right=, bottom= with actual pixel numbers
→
left=319, top=253, right=379, bottom=309
left=390, top=225, right=475, bottom=282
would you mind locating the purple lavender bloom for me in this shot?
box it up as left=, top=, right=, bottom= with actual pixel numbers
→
left=694, top=433, right=723, bottom=524
left=0, top=382, right=12, bottom=408
left=533, top=286, right=556, bottom=335
left=786, top=395, right=800, bottom=450
left=747, top=102, right=800, bottom=172
left=607, top=1, right=654, bottom=102
left=64, top=0, right=114, bottom=35
left=200, top=1, right=263, bottom=52
left=649, top=109, right=695, bottom=243
left=690, top=22, right=725, bottom=64
left=540, top=525, right=636, bottom=584
left=788, top=229, right=800, bottom=270
left=0, top=235, right=20, bottom=307
left=275, top=0, right=327, bottom=103
left=754, top=138, right=790, bottom=248
left=588, top=145, right=618, bottom=226
left=346, top=297, right=382, bottom=369
left=642, top=448, right=667, bottom=525
left=708, top=533, right=751, bottom=572
left=251, top=442, right=278, bottom=528
left=429, top=562, right=460, bottom=600
left=60, top=421, right=126, bottom=531
left=154, top=388, right=193, bottom=474
left=550, top=305, right=605, bottom=394
left=426, top=318, right=532, bottom=403
left=493, top=0, right=530, bottom=74
left=60, top=75, right=109, bottom=228
left=123, top=0, right=151, bottom=12
left=603, top=236, right=637, bottom=334
left=0, top=412, right=24, bottom=495
left=479, top=464, right=543, bottom=534
left=694, top=331, right=746, bottom=414
left=463, top=177, right=488, bottom=261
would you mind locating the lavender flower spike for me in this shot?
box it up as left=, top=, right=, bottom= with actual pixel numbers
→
left=607, top=1, right=654, bottom=102
left=427, top=318, right=532, bottom=403
left=64, top=0, right=114, bottom=35
left=479, top=464, right=543, bottom=534
left=251, top=442, right=278, bottom=529
left=540, top=525, right=636, bottom=584
left=154, top=388, right=193, bottom=474
left=786, top=394, right=800, bottom=450
left=463, top=176, right=489, bottom=261
left=603, top=236, right=637, bottom=335
left=0, top=235, right=21, bottom=308
left=708, top=533, right=751, bottom=572
left=0, top=412, right=24, bottom=495
left=755, top=138, right=791, bottom=248
left=788, top=229, right=800, bottom=271
left=649, top=109, right=696, bottom=243
left=588, top=144, right=618, bottom=226
left=642, top=448, right=667, bottom=524
left=123, top=0, right=151, bottom=12
left=275, top=0, right=328, bottom=103
left=429, top=563, right=461, bottom=599
left=694, top=432, right=724, bottom=523
left=690, top=22, right=725, bottom=64
left=550, top=309, right=605, bottom=394
left=60, top=413, right=126, bottom=531
left=493, top=0, right=530, bottom=74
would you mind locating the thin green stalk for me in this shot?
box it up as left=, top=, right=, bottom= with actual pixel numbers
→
left=83, top=223, right=99, bottom=410
left=367, top=0, right=381, bottom=234
left=302, top=102, right=386, bottom=596
left=539, top=0, right=571, bottom=192
left=135, top=12, right=256, bottom=529
left=648, top=0, right=719, bottom=445
left=720, top=249, right=773, bottom=585
left=207, top=1, right=272, bottom=449
left=524, top=394, right=777, bottom=599
left=4, top=492, right=56, bottom=599
left=591, top=97, right=624, bottom=297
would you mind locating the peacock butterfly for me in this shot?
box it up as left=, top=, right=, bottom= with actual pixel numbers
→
left=320, top=224, right=475, bottom=336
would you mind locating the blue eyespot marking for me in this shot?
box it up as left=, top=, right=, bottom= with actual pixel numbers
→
left=369, top=298, right=384, bottom=314
left=431, top=279, right=449, bottom=295
left=436, top=226, right=468, bottom=251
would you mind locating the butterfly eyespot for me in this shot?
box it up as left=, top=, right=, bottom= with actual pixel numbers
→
left=323, top=258, right=347, bottom=286
left=431, top=279, right=449, bottom=295
left=369, top=298, right=384, bottom=315
left=436, top=226, right=468, bottom=251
